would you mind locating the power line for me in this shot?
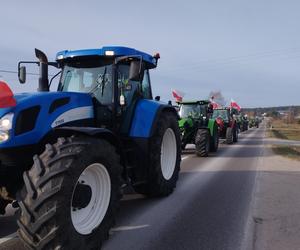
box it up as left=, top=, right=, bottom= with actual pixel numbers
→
left=0, top=69, right=40, bottom=76
left=162, top=47, right=300, bottom=72
left=0, top=69, right=56, bottom=77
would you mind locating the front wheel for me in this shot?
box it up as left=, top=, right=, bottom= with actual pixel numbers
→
left=18, top=136, right=122, bottom=250
left=134, top=111, right=181, bottom=197
left=195, top=129, right=210, bottom=157
left=209, top=126, right=219, bottom=152
left=233, top=125, right=238, bottom=143
left=226, top=127, right=233, bottom=144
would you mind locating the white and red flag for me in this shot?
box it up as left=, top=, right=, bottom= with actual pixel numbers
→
left=172, top=89, right=185, bottom=102
left=210, top=96, right=221, bottom=109
left=230, top=98, right=241, bottom=111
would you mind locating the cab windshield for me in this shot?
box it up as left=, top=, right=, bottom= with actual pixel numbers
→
left=59, top=64, right=113, bottom=105
left=179, top=104, right=205, bottom=118
left=212, top=109, right=229, bottom=121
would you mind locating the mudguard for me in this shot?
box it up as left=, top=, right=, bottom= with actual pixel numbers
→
left=54, top=126, right=120, bottom=147
left=207, top=119, right=217, bottom=136
left=129, top=100, right=177, bottom=138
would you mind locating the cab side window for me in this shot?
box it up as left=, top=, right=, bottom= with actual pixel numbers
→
left=142, top=70, right=152, bottom=99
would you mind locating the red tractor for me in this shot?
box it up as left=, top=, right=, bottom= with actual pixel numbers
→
left=212, top=108, right=238, bottom=144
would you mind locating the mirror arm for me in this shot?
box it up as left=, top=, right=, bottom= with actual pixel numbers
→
left=18, top=61, right=39, bottom=71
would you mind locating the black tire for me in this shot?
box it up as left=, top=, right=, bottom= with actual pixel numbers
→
left=18, top=136, right=122, bottom=250
left=226, top=127, right=233, bottom=144
left=209, top=126, right=219, bottom=152
left=233, top=125, right=238, bottom=143
left=195, top=129, right=210, bottom=157
left=134, top=111, right=181, bottom=197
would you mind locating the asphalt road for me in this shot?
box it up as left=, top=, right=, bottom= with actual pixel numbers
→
left=0, top=126, right=265, bottom=250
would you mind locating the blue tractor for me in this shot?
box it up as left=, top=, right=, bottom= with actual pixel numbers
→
left=0, top=46, right=181, bottom=249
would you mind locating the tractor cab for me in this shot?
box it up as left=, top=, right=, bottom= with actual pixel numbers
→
left=18, top=47, right=160, bottom=136
left=178, top=100, right=212, bottom=122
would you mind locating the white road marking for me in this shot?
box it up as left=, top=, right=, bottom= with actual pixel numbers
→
left=0, top=232, right=17, bottom=244
left=111, top=225, right=149, bottom=232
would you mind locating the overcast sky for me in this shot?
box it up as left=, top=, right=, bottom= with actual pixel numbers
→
left=1, top=0, right=300, bottom=107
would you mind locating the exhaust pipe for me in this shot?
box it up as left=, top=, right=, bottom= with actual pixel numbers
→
left=35, top=49, right=49, bottom=92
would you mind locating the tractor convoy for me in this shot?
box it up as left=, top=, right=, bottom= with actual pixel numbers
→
left=0, top=46, right=257, bottom=250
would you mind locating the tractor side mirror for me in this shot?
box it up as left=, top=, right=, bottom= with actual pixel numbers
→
left=18, top=66, right=26, bottom=84
left=129, top=60, right=144, bottom=82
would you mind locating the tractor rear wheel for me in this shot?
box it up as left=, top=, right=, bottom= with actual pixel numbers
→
left=134, top=111, right=181, bottom=197
left=195, top=129, right=210, bottom=157
left=233, top=125, right=238, bottom=143
left=18, top=136, right=122, bottom=250
left=209, top=126, right=219, bottom=152
left=226, top=127, right=233, bottom=144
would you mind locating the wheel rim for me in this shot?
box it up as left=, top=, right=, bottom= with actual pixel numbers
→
left=161, top=128, right=177, bottom=180
left=71, top=163, right=111, bottom=235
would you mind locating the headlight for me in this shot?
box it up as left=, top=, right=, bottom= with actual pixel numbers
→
left=0, top=113, right=14, bottom=143
left=0, top=131, right=9, bottom=142
left=0, top=113, right=14, bottom=130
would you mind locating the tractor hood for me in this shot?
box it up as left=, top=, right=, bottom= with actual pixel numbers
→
left=0, top=91, right=94, bottom=148
left=179, top=118, right=193, bottom=129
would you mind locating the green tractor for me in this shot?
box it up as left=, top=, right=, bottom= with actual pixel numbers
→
left=237, top=114, right=249, bottom=132
left=249, top=116, right=259, bottom=128
left=178, top=100, right=219, bottom=156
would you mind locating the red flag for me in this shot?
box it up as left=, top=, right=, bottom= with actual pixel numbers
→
left=0, top=81, right=16, bottom=108
left=230, top=98, right=241, bottom=111
left=172, top=89, right=184, bottom=102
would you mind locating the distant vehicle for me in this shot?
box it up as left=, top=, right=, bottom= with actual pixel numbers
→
left=177, top=100, right=219, bottom=156
left=212, top=108, right=238, bottom=144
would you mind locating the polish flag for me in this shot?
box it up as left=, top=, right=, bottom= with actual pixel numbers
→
left=0, top=81, right=16, bottom=108
left=210, top=96, right=221, bottom=109
left=230, top=98, right=241, bottom=111
left=172, top=89, right=185, bottom=102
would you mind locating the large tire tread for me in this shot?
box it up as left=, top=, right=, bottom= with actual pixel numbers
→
left=134, top=111, right=181, bottom=197
left=18, top=136, right=122, bottom=250
left=226, top=127, right=233, bottom=144
left=195, top=129, right=210, bottom=157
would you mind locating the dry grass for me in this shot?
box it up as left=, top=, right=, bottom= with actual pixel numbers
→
left=268, top=119, right=300, bottom=141
left=272, top=146, right=300, bottom=161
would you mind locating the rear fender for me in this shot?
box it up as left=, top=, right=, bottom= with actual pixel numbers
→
left=149, top=105, right=179, bottom=137
left=207, top=119, right=217, bottom=136
left=53, top=127, right=126, bottom=168
left=129, top=99, right=178, bottom=138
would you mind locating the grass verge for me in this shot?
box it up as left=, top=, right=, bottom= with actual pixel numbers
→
left=272, top=146, right=300, bottom=161
left=267, top=119, right=300, bottom=141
